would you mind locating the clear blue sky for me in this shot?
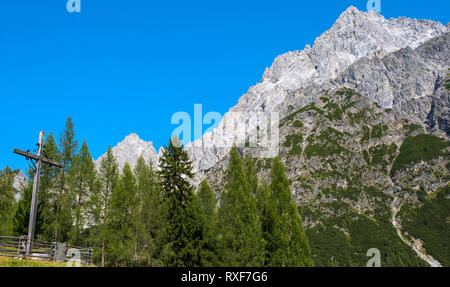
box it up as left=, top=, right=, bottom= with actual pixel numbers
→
left=1, top=0, right=448, bottom=171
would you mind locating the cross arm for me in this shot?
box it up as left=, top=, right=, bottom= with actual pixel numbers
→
left=13, top=149, right=64, bottom=169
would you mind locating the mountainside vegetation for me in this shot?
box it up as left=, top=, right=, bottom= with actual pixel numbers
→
left=206, top=87, right=449, bottom=267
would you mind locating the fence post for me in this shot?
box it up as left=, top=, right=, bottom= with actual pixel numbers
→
left=88, top=248, right=92, bottom=266
left=51, top=241, right=57, bottom=261
left=17, top=236, right=26, bottom=259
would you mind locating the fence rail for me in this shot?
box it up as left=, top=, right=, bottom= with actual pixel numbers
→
left=0, top=236, right=93, bottom=265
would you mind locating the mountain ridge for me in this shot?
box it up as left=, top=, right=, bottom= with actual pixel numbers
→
left=94, top=6, right=447, bottom=180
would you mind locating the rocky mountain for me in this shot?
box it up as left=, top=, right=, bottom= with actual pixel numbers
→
left=91, top=6, right=449, bottom=266
left=202, top=19, right=450, bottom=266
left=185, top=6, right=447, bottom=182
left=12, top=170, right=28, bottom=193
left=97, top=7, right=447, bottom=177
left=94, top=133, right=158, bottom=171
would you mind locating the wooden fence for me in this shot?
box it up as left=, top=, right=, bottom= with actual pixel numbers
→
left=0, top=236, right=92, bottom=265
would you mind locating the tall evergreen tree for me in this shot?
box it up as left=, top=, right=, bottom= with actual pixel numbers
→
left=68, top=140, right=98, bottom=246
left=195, top=180, right=219, bottom=266
left=0, top=167, right=16, bottom=235
left=265, top=157, right=313, bottom=267
left=55, top=117, right=79, bottom=242
left=244, top=155, right=258, bottom=196
left=255, top=178, right=274, bottom=264
left=159, top=137, right=202, bottom=267
left=217, top=147, right=265, bottom=267
left=39, top=132, right=61, bottom=241
left=134, top=157, right=163, bottom=266
left=106, top=162, right=137, bottom=266
left=13, top=184, right=44, bottom=236
left=95, top=146, right=119, bottom=267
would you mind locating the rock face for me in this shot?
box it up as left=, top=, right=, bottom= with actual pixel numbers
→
left=184, top=6, right=447, bottom=180
left=199, top=10, right=449, bottom=267
left=94, top=133, right=158, bottom=171
left=95, top=7, right=448, bottom=180
left=13, top=170, right=28, bottom=193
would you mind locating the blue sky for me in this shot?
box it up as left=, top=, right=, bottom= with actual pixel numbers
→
left=0, top=0, right=448, bottom=171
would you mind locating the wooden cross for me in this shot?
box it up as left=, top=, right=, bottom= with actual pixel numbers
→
left=13, top=131, right=64, bottom=256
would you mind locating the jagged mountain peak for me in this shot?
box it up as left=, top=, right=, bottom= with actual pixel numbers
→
left=95, top=133, right=158, bottom=171
left=337, top=5, right=366, bottom=18
left=186, top=7, right=447, bottom=180
left=262, top=6, right=446, bottom=91
left=95, top=7, right=448, bottom=182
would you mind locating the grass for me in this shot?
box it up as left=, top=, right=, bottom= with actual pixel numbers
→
left=0, top=256, right=93, bottom=267
left=0, top=256, right=72, bottom=267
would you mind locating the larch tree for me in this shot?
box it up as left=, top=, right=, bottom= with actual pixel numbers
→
left=106, top=162, right=137, bottom=266
left=217, top=147, right=265, bottom=267
left=134, top=157, right=164, bottom=266
left=195, top=180, right=219, bottom=266
left=68, top=140, right=98, bottom=246
left=55, top=117, right=78, bottom=242
left=266, top=157, right=313, bottom=267
left=95, top=145, right=119, bottom=267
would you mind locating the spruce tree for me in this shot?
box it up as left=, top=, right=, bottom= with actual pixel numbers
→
left=0, top=167, right=16, bottom=235
left=13, top=184, right=44, bottom=236
left=217, top=147, right=265, bottom=267
left=266, top=157, right=313, bottom=267
left=195, top=180, right=219, bottom=266
left=159, top=137, right=202, bottom=267
left=106, top=162, right=137, bottom=266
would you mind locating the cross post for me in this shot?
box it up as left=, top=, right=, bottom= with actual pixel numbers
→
left=13, top=131, right=64, bottom=257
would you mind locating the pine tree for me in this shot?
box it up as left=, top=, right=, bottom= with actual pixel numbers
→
left=13, top=184, right=44, bottom=236
left=159, top=137, right=202, bottom=267
left=0, top=167, right=16, bottom=235
left=195, top=180, right=219, bottom=266
left=266, top=157, right=313, bottom=267
left=68, top=140, right=98, bottom=246
left=106, top=162, right=137, bottom=266
left=217, top=147, right=265, bottom=267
